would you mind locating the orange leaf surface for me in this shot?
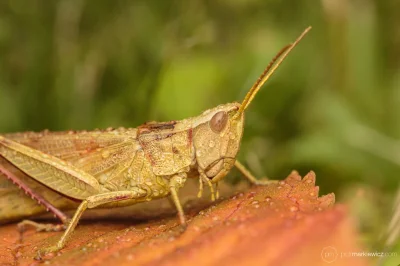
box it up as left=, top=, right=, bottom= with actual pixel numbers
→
left=0, top=171, right=368, bottom=266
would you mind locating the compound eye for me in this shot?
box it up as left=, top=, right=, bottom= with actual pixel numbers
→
left=210, top=111, right=228, bottom=133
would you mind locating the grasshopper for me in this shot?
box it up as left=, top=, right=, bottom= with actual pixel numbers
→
left=0, top=27, right=310, bottom=258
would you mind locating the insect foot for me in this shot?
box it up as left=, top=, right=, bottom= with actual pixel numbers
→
left=177, top=222, right=188, bottom=233
left=35, top=244, right=63, bottom=260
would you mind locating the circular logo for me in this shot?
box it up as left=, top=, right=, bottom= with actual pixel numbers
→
left=321, top=246, right=338, bottom=263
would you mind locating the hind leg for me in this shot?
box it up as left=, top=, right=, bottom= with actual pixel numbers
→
left=17, top=220, right=68, bottom=233
left=0, top=163, right=70, bottom=233
left=37, top=190, right=146, bottom=259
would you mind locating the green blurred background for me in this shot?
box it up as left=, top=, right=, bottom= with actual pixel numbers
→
left=0, top=0, right=399, bottom=260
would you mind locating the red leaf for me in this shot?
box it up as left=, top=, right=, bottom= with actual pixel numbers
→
left=0, top=171, right=368, bottom=266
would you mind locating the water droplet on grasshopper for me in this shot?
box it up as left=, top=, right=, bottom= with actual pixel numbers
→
left=209, top=140, right=215, bottom=147
left=102, top=151, right=110, bottom=158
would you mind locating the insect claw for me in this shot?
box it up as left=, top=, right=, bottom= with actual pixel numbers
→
left=34, top=253, right=42, bottom=261
left=178, top=223, right=188, bottom=233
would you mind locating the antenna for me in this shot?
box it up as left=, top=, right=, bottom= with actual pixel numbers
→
left=235, top=26, right=311, bottom=118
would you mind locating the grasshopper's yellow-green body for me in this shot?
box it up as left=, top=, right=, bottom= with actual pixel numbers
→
left=0, top=27, right=311, bottom=258
left=0, top=103, right=242, bottom=215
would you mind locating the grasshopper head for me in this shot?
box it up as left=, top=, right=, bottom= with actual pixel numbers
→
left=193, top=27, right=311, bottom=183
left=193, top=102, right=244, bottom=183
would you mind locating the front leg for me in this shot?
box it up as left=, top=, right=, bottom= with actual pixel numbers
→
left=169, top=173, right=187, bottom=226
left=235, top=160, right=278, bottom=185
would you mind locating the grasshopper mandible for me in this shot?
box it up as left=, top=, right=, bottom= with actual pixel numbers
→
left=0, top=27, right=311, bottom=258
